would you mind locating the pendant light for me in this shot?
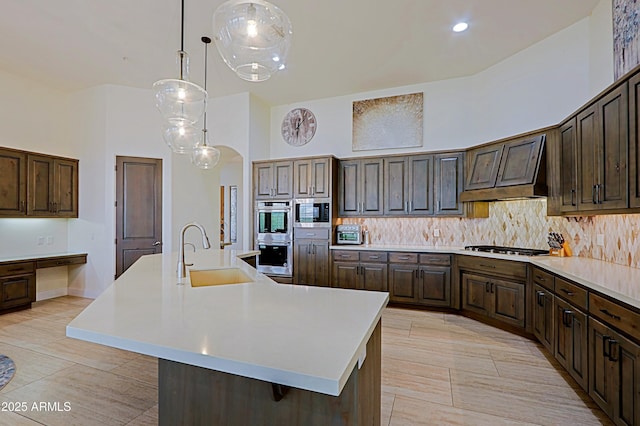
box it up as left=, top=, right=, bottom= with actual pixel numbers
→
left=153, top=0, right=207, bottom=153
left=212, top=0, right=293, bottom=82
left=191, top=37, right=221, bottom=169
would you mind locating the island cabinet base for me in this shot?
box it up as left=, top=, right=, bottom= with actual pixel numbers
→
left=159, top=320, right=381, bottom=426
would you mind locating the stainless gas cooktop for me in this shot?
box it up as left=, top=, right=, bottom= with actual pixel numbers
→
left=464, top=245, right=549, bottom=256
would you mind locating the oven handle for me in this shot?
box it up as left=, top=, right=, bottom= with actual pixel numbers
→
left=257, top=241, right=291, bottom=246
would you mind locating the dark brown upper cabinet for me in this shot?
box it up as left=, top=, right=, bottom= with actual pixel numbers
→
left=557, top=118, right=578, bottom=213
left=338, top=158, right=384, bottom=217
left=293, top=157, right=333, bottom=198
left=253, top=160, right=293, bottom=200
left=0, top=147, right=78, bottom=218
left=383, top=155, right=433, bottom=216
left=576, top=83, right=628, bottom=211
left=434, top=152, right=463, bottom=215
left=628, top=71, right=640, bottom=208
left=465, top=144, right=503, bottom=190
left=0, top=148, right=27, bottom=217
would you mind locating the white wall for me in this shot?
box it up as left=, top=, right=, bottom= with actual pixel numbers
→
left=268, top=6, right=614, bottom=159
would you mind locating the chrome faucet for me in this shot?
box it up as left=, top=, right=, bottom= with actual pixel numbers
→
left=177, top=222, right=211, bottom=279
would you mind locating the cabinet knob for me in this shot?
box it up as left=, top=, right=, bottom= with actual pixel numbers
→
left=152, top=241, right=162, bottom=246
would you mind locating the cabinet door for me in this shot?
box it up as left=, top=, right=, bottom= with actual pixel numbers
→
left=465, top=143, right=503, bottom=190
left=434, top=153, right=463, bottom=215
left=461, top=273, right=491, bottom=316
left=558, top=118, right=578, bottom=212
left=0, top=148, right=27, bottom=216
left=418, top=266, right=451, bottom=307
left=0, top=274, right=35, bottom=309
left=312, top=241, right=330, bottom=287
left=384, top=157, right=408, bottom=215
left=577, top=104, right=599, bottom=209
left=361, top=158, right=384, bottom=216
left=54, top=158, right=78, bottom=217
left=310, top=157, right=331, bottom=198
left=495, top=135, right=545, bottom=187
left=408, top=154, right=433, bottom=215
left=273, top=161, right=293, bottom=199
left=360, top=263, right=388, bottom=292
left=589, top=317, right=616, bottom=418
left=629, top=71, right=640, bottom=208
left=492, top=277, right=525, bottom=328
left=389, top=264, right=418, bottom=303
left=533, top=284, right=554, bottom=353
left=338, top=160, right=360, bottom=216
left=611, top=330, right=640, bottom=426
left=27, top=154, right=55, bottom=216
left=331, top=262, right=358, bottom=289
left=293, top=159, right=312, bottom=198
left=293, top=240, right=313, bottom=285
left=598, top=85, right=628, bottom=210
left=555, top=298, right=588, bottom=391
left=254, top=163, right=274, bottom=199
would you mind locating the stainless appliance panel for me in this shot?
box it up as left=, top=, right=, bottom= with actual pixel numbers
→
left=256, top=241, right=292, bottom=276
left=294, top=198, right=331, bottom=227
left=256, top=201, right=292, bottom=242
left=336, top=224, right=362, bottom=245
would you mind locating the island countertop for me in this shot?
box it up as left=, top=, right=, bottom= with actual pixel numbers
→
left=66, top=249, right=388, bottom=396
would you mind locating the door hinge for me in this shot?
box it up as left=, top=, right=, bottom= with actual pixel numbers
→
left=114, top=165, right=117, bottom=171
left=114, top=201, right=117, bottom=207
left=114, top=238, right=117, bottom=244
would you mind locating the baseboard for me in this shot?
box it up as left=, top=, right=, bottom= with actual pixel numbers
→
left=67, top=287, right=99, bottom=299
left=36, top=288, right=68, bottom=301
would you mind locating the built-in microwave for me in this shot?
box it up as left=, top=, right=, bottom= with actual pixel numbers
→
left=294, top=198, right=331, bottom=227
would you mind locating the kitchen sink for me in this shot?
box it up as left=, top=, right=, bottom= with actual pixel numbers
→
left=189, top=268, right=253, bottom=287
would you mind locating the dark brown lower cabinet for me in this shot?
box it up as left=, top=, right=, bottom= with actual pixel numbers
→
left=388, top=263, right=418, bottom=303
left=462, top=273, right=525, bottom=329
left=554, top=298, right=588, bottom=392
left=0, top=262, right=36, bottom=312
left=294, top=240, right=329, bottom=287
left=418, top=265, right=451, bottom=307
left=589, top=317, right=640, bottom=425
left=533, top=284, right=554, bottom=353
left=332, top=262, right=388, bottom=291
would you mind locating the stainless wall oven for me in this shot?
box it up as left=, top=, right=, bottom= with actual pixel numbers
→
left=255, top=241, right=292, bottom=276
left=256, top=200, right=293, bottom=276
left=256, top=201, right=292, bottom=242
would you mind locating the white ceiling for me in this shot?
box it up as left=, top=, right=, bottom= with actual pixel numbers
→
left=0, top=0, right=602, bottom=106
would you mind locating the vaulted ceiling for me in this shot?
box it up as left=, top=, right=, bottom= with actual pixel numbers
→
left=0, top=0, right=602, bottom=106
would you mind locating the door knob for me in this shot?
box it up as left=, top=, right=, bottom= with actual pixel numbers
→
left=152, top=241, right=162, bottom=246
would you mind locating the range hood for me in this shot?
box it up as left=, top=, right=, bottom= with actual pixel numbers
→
left=460, top=133, right=547, bottom=202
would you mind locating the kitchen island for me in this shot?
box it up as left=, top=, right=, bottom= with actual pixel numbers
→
left=66, top=249, right=388, bottom=425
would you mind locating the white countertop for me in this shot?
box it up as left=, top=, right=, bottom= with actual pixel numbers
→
left=0, top=252, right=87, bottom=264
left=330, top=244, right=640, bottom=310
left=66, top=249, right=388, bottom=396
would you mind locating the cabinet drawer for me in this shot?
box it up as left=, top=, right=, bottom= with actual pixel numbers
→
left=332, top=250, right=360, bottom=262
left=0, top=262, right=35, bottom=277
left=532, top=267, right=554, bottom=291
left=293, top=228, right=330, bottom=240
left=457, top=255, right=527, bottom=280
left=589, top=293, right=640, bottom=339
left=554, top=278, right=587, bottom=310
left=37, top=255, right=87, bottom=269
left=360, top=251, right=388, bottom=262
left=419, top=253, right=451, bottom=266
left=388, top=252, right=418, bottom=263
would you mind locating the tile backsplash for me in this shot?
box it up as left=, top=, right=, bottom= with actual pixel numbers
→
left=342, top=199, right=640, bottom=269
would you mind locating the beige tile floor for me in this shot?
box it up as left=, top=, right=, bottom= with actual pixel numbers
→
left=0, top=297, right=611, bottom=425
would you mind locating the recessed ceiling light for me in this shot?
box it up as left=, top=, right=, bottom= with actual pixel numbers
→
left=453, top=22, right=468, bottom=33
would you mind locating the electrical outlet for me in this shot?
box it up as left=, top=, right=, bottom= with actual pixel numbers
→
left=37, top=236, right=45, bottom=246
left=46, top=236, right=53, bottom=245
left=596, top=234, right=604, bottom=247
left=433, top=229, right=440, bottom=237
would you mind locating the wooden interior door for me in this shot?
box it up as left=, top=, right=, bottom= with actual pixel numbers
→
left=115, top=156, right=162, bottom=278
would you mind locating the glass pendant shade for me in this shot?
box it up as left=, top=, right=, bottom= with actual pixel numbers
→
left=212, top=0, right=293, bottom=82
left=191, top=131, right=221, bottom=169
left=162, top=118, right=202, bottom=154
left=153, top=51, right=207, bottom=124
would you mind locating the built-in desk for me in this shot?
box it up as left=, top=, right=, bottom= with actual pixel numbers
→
left=0, top=252, right=87, bottom=314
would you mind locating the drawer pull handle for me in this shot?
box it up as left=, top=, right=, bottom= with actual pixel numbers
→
left=369, top=255, right=379, bottom=259
left=397, top=256, right=410, bottom=260
left=535, top=275, right=546, bottom=281
left=479, top=264, right=496, bottom=269
left=56, top=261, right=71, bottom=265
left=600, top=309, right=621, bottom=321
left=340, top=254, right=351, bottom=258
left=305, top=233, right=316, bottom=237
left=560, top=288, right=574, bottom=296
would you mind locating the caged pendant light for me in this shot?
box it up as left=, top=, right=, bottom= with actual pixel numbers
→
left=212, top=0, right=292, bottom=82
left=191, top=36, right=221, bottom=169
left=154, top=0, right=207, bottom=153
